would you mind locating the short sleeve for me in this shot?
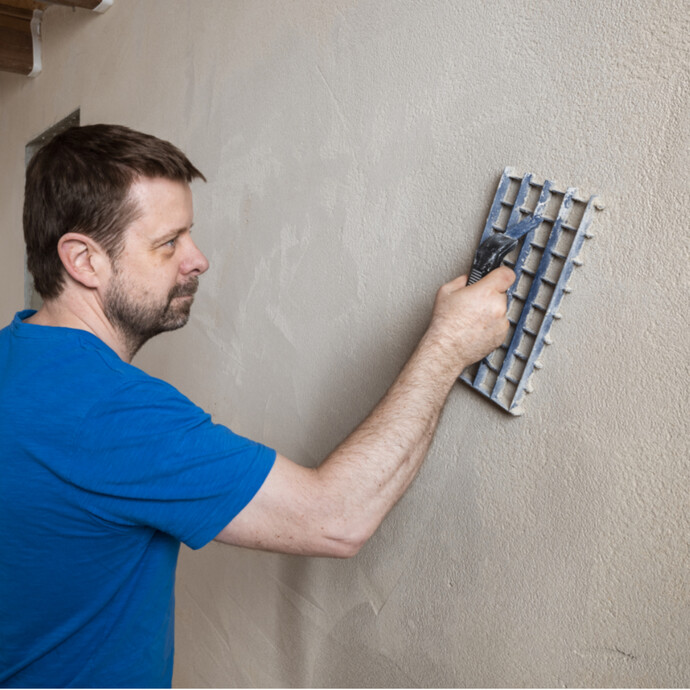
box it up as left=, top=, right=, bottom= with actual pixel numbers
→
left=69, top=378, right=276, bottom=549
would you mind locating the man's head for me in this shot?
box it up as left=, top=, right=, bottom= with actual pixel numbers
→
left=100, top=175, right=209, bottom=356
left=23, top=123, right=206, bottom=300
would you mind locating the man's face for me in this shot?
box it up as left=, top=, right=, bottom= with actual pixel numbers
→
left=102, top=176, right=209, bottom=353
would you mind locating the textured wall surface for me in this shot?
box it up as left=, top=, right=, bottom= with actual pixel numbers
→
left=1, top=1, right=688, bottom=686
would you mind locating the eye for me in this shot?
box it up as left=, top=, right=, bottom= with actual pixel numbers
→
left=164, top=238, right=177, bottom=249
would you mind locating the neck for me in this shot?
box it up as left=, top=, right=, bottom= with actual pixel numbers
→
left=25, top=293, right=137, bottom=363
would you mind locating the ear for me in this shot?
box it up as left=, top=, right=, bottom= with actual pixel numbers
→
left=57, top=232, right=110, bottom=289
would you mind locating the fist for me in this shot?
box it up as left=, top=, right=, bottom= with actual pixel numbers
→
left=429, top=266, right=515, bottom=369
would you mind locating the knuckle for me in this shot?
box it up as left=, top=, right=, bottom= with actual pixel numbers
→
left=490, top=299, right=507, bottom=320
left=437, top=282, right=454, bottom=298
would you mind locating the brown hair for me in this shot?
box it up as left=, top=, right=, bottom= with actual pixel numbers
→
left=23, top=124, right=206, bottom=299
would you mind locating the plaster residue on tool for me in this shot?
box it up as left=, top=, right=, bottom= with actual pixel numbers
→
left=460, top=167, right=603, bottom=416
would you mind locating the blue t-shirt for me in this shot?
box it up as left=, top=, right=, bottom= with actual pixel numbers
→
left=0, top=311, right=276, bottom=688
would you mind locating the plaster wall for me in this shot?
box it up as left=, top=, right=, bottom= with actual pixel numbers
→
left=0, top=1, right=688, bottom=686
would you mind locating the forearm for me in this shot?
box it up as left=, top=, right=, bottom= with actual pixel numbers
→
left=315, top=328, right=466, bottom=544
left=218, top=329, right=463, bottom=558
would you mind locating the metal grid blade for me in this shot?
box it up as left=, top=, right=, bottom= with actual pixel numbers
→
left=460, top=168, right=600, bottom=416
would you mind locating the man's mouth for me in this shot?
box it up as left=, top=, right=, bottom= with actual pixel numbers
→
left=170, top=279, right=199, bottom=300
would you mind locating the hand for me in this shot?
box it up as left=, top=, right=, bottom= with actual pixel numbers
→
left=426, top=266, right=515, bottom=372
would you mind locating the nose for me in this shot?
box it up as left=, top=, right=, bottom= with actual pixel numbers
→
left=181, top=236, right=210, bottom=276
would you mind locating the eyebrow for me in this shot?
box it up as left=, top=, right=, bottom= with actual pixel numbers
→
left=154, top=223, right=194, bottom=245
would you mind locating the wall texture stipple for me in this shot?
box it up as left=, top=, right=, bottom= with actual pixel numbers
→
left=1, top=1, right=688, bottom=686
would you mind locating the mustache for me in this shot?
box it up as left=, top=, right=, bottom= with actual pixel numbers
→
left=169, top=278, right=199, bottom=299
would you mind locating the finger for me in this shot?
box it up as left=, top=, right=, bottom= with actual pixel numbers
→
left=480, top=266, right=515, bottom=292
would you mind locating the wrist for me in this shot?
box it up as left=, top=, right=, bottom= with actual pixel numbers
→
left=415, top=326, right=472, bottom=383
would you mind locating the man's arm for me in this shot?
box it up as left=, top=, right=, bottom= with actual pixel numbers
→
left=215, top=267, right=515, bottom=557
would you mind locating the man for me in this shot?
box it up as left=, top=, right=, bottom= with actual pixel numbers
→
left=0, top=125, right=513, bottom=687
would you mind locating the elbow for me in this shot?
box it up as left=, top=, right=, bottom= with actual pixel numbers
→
left=320, top=523, right=372, bottom=559
left=311, top=472, right=378, bottom=558
left=324, top=536, right=364, bottom=559
left=328, top=535, right=365, bottom=559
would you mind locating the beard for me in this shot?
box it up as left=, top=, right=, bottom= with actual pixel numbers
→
left=103, top=269, right=199, bottom=358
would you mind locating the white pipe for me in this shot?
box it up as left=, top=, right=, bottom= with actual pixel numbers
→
left=92, top=0, right=113, bottom=13
left=27, top=10, right=43, bottom=78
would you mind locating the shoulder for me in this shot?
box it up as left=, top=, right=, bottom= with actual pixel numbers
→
left=5, top=317, right=201, bottom=429
left=77, top=349, right=207, bottom=434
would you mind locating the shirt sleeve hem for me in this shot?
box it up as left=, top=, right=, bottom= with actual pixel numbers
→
left=183, top=447, right=277, bottom=551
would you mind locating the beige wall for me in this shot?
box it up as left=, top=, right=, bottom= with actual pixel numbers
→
left=1, top=1, right=688, bottom=686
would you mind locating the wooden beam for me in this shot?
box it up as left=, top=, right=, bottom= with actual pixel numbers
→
left=0, top=0, right=109, bottom=10
left=47, top=0, right=112, bottom=11
left=0, top=1, right=47, bottom=12
left=0, top=6, right=40, bottom=75
left=0, top=0, right=111, bottom=76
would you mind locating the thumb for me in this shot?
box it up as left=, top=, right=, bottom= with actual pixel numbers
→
left=442, top=274, right=469, bottom=292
